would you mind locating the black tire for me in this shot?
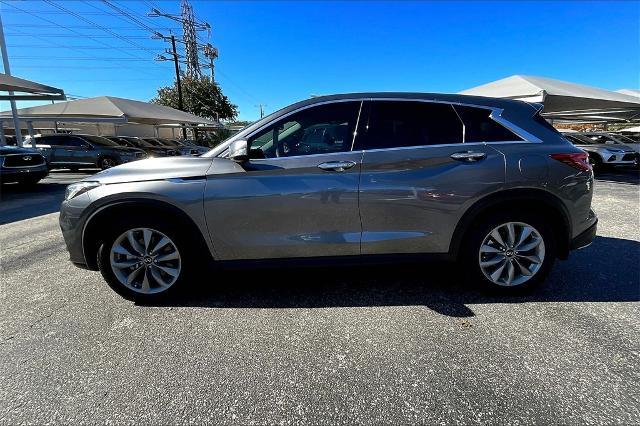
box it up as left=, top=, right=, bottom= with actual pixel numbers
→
left=98, top=156, right=117, bottom=170
left=16, top=176, right=43, bottom=186
left=588, top=154, right=603, bottom=172
left=96, top=217, right=197, bottom=302
left=462, top=211, right=556, bottom=294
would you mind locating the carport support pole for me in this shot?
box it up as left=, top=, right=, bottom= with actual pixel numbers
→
left=0, top=14, right=22, bottom=147
left=26, top=121, right=35, bottom=148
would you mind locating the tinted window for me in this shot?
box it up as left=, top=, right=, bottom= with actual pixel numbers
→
left=81, top=135, right=118, bottom=147
left=453, top=105, right=522, bottom=142
left=248, top=101, right=360, bottom=158
left=38, top=136, right=59, bottom=146
left=363, top=101, right=463, bottom=150
left=63, top=137, right=87, bottom=147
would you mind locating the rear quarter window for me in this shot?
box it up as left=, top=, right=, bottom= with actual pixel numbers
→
left=453, top=105, right=523, bottom=142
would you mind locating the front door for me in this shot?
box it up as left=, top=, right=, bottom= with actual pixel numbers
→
left=358, top=100, right=509, bottom=255
left=203, top=101, right=364, bottom=260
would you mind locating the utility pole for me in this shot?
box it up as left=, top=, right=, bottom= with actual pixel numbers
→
left=0, top=13, right=22, bottom=146
left=170, top=35, right=187, bottom=139
left=203, top=43, right=218, bottom=83
left=256, top=104, right=266, bottom=118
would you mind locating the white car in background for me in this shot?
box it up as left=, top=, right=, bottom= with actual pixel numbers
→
left=562, top=132, right=638, bottom=170
left=609, top=132, right=640, bottom=153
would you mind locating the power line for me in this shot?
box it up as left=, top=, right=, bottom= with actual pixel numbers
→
left=42, top=0, right=160, bottom=54
left=0, top=0, right=161, bottom=62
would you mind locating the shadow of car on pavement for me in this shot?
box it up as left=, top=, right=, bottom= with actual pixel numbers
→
left=138, top=235, right=640, bottom=317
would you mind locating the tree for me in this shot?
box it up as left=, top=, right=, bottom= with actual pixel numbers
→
left=152, top=76, right=238, bottom=121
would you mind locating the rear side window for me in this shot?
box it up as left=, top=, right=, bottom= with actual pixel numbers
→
left=363, top=101, right=463, bottom=150
left=453, top=105, right=522, bottom=142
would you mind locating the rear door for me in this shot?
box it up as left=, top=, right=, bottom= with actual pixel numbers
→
left=358, top=100, right=509, bottom=255
left=203, top=101, right=364, bottom=260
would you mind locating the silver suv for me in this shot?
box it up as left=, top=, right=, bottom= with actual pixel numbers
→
left=59, top=93, right=597, bottom=300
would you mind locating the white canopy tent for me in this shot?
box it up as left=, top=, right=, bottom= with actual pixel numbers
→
left=460, top=75, right=640, bottom=123
left=1, top=96, right=220, bottom=147
left=616, top=89, right=640, bottom=98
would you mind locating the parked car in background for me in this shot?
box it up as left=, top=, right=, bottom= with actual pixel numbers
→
left=60, top=93, right=596, bottom=301
left=32, top=134, right=146, bottom=170
left=0, top=145, right=48, bottom=185
left=582, top=132, right=640, bottom=153
left=562, top=132, right=638, bottom=169
left=106, top=136, right=180, bottom=158
left=158, top=138, right=209, bottom=156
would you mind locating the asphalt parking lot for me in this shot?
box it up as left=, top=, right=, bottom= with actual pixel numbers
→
left=1, top=168, right=639, bottom=424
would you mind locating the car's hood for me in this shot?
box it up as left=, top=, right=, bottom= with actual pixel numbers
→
left=86, top=156, right=245, bottom=185
left=0, top=146, right=42, bottom=156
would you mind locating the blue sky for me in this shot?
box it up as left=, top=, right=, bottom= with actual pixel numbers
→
left=1, top=0, right=638, bottom=120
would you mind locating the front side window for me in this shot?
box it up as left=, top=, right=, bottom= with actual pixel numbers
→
left=363, top=101, right=463, bottom=150
left=248, top=101, right=361, bottom=159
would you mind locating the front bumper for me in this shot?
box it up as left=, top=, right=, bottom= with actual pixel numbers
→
left=59, top=196, right=92, bottom=268
left=570, top=218, right=597, bottom=250
left=603, top=152, right=638, bottom=165
left=0, top=164, right=49, bottom=183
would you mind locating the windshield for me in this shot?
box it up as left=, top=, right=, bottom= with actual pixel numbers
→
left=82, top=135, right=120, bottom=147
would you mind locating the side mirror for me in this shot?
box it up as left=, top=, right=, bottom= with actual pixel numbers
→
left=228, top=139, right=249, bottom=162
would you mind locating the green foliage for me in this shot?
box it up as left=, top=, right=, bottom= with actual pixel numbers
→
left=152, top=76, right=238, bottom=121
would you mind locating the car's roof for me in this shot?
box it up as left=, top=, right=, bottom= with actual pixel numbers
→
left=298, top=92, right=540, bottom=112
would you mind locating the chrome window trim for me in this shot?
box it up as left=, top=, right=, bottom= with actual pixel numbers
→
left=218, top=96, right=543, bottom=159
left=360, top=141, right=529, bottom=155
left=248, top=149, right=365, bottom=162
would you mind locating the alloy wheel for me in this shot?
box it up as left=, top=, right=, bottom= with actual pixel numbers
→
left=478, top=222, right=545, bottom=287
left=101, top=158, right=116, bottom=169
left=110, top=228, right=181, bottom=294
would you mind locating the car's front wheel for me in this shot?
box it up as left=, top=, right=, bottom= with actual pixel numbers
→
left=97, top=219, right=191, bottom=301
left=464, top=214, right=556, bottom=292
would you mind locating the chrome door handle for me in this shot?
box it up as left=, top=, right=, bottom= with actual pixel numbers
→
left=317, top=161, right=356, bottom=172
left=450, top=151, right=486, bottom=162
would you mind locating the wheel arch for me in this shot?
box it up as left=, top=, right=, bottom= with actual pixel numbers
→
left=449, top=188, right=572, bottom=260
left=82, top=199, right=212, bottom=270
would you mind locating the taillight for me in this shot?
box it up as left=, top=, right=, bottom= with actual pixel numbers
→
left=550, top=152, right=592, bottom=172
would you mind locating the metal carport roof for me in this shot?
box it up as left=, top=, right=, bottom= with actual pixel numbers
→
left=0, top=73, right=65, bottom=101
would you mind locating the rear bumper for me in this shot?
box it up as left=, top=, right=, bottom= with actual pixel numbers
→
left=570, top=218, right=597, bottom=250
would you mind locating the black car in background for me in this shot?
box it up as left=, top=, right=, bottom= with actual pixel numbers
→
left=0, top=145, right=48, bottom=185
left=105, top=136, right=180, bottom=158
left=32, top=134, right=146, bottom=170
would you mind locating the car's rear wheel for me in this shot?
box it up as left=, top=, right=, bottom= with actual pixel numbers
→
left=463, top=213, right=556, bottom=292
left=98, top=156, right=117, bottom=170
left=97, top=219, right=192, bottom=301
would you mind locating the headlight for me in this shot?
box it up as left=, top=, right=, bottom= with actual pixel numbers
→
left=65, top=181, right=101, bottom=201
